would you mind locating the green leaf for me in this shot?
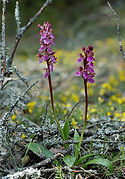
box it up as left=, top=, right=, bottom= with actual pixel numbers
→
left=77, top=153, right=97, bottom=165
left=73, top=129, right=80, bottom=142
left=83, top=158, right=114, bottom=172
left=28, top=142, right=53, bottom=158
left=63, top=119, right=70, bottom=140
left=63, top=155, right=76, bottom=167
left=73, top=130, right=80, bottom=160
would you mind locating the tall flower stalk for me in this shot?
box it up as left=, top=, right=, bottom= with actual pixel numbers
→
left=75, top=45, right=96, bottom=149
left=38, top=22, right=65, bottom=140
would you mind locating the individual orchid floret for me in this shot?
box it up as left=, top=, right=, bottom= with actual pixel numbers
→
left=38, top=21, right=57, bottom=78
left=75, top=45, right=96, bottom=83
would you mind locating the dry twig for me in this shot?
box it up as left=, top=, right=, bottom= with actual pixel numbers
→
left=7, top=0, right=53, bottom=72
left=107, top=1, right=125, bottom=61
left=1, top=0, right=7, bottom=74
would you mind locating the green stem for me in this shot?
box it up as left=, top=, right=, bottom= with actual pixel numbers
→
left=47, top=61, right=65, bottom=141
left=22, top=139, right=32, bottom=168
left=79, top=79, right=88, bottom=149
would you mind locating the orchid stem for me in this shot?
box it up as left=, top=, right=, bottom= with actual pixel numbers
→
left=79, top=79, right=88, bottom=149
left=47, top=62, right=65, bottom=141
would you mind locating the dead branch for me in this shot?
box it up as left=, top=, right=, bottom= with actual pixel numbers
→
left=107, top=1, right=125, bottom=61
left=1, top=0, right=7, bottom=75
left=7, top=0, right=53, bottom=73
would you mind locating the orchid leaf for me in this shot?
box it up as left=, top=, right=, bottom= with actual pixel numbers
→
left=74, top=129, right=80, bottom=161
left=63, top=119, right=70, bottom=140
left=77, top=153, right=97, bottom=165
left=63, top=155, right=76, bottom=167
left=83, top=158, right=114, bottom=172
left=28, top=142, right=53, bottom=158
left=74, top=129, right=80, bottom=142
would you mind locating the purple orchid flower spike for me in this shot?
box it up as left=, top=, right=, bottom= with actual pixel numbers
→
left=38, top=21, right=57, bottom=78
left=75, top=45, right=96, bottom=83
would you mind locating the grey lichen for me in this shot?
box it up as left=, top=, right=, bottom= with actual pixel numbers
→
left=0, top=80, right=38, bottom=148
left=15, top=1, right=21, bottom=35
left=0, top=0, right=7, bottom=74
left=9, top=66, right=28, bottom=87
left=2, top=167, right=41, bottom=179
left=0, top=113, right=8, bottom=148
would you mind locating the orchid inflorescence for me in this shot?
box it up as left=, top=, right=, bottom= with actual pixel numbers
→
left=75, top=46, right=96, bottom=83
left=38, top=21, right=57, bottom=78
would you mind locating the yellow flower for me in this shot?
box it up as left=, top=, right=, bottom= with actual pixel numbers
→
left=107, top=112, right=111, bottom=116
left=27, top=101, right=36, bottom=107
left=119, top=70, right=125, bottom=81
left=63, top=110, right=67, bottom=114
left=110, top=106, right=114, bottom=111
left=71, top=93, right=79, bottom=102
left=122, top=112, right=125, bottom=117
left=121, top=117, right=125, bottom=122
left=110, top=95, right=117, bottom=101
left=28, top=109, right=32, bottom=113
left=21, top=134, right=26, bottom=139
left=62, top=96, right=67, bottom=102
left=102, top=83, right=107, bottom=89
left=11, top=114, right=16, bottom=120
left=102, top=83, right=112, bottom=91
left=98, top=97, right=104, bottom=103
left=108, top=101, right=112, bottom=106
left=99, top=89, right=105, bottom=96
left=27, top=101, right=36, bottom=113
left=65, top=103, right=71, bottom=108
left=107, top=84, right=112, bottom=91
left=87, top=83, right=95, bottom=88
left=71, top=118, right=78, bottom=129
left=72, top=119, right=77, bottom=125
left=121, top=97, right=125, bottom=103
left=114, top=112, right=120, bottom=118
left=109, top=76, right=118, bottom=86
left=91, top=108, right=97, bottom=113
left=117, top=98, right=122, bottom=104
